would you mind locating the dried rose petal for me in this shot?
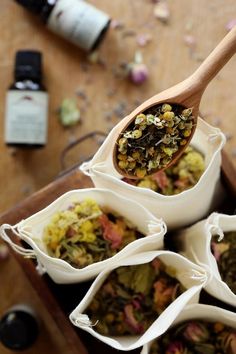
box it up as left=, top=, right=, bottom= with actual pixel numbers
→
left=136, top=33, right=152, bottom=47
left=183, top=34, right=196, bottom=48
left=152, top=171, right=169, bottom=191
left=226, top=19, right=236, bottom=31
left=124, top=304, right=144, bottom=334
left=153, top=279, right=177, bottom=312
left=183, top=321, right=209, bottom=343
left=211, top=241, right=229, bottom=261
left=166, top=341, right=186, bottom=354
left=99, top=214, right=123, bottom=249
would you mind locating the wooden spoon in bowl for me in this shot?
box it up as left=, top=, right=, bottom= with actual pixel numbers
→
left=113, top=26, right=236, bottom=179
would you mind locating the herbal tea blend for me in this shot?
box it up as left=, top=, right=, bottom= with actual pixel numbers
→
left=211, top=231, right=236, bottom=294
left=43, top=198, right=144, bottom=268
left=116, top=104, right=194, bottom=177
left=149, top=319, right=236, bottom=354
left=86, top=258, right=185, bottom=335
left=123, top=146, right=204, bottom=195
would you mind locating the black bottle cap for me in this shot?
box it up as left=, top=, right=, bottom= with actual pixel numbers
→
left=15, top=50, right=43, bottom=81
left=0, top=310, right=39, bottom=350
left=14, top=0, right=45, bottom=14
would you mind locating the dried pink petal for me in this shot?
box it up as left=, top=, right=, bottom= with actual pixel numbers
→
left=226, top=19, right=236, bottom=31
left=154, top=1, right=170, bottom=23
left=136, top=33, right=152, bottom=47
left=110, top=19, right=124, bottom=30
left=183, top=321, right=209, bottom=342
left=183, top=34, right=196, bottom=47
left=99, top=214, right=123, bottom=249
left=166, top=341, right=186, bottom=354
left=152, top=171, right=169, bottom=191
left=124, top=304, right=144, bottom=334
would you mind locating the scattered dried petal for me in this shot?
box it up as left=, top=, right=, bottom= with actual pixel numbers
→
left=183, top=34, right=196, bottom=48
left=136, top=33, right=152, bottom=47
left=154, top=1, right=170, bottom=23
left=110, top=19, right=124, bottom=30
left=59, top=99, right=81, bottom=127
left=99, top=214, right=123, bottom=249
left=226, top=19, right=236, bottom=31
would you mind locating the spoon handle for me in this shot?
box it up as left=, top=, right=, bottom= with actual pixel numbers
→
left=192, top=26, right=236, bottom=90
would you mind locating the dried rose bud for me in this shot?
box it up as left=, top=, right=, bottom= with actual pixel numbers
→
left=166, top=341, right=186, bottom=354
left=0, top=244, right=9, bottom=261
left=183, top=321, right=209, bottom=343
left=129, top=63, right=149, bottom=84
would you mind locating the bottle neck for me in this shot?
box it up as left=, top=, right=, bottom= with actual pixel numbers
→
left=40, top=0, right=57, bottom=22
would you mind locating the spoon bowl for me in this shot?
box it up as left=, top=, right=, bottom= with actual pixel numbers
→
left=113, top=26, right=236, bottom=179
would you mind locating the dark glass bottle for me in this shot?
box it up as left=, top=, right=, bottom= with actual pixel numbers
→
left=14, top=0, right=111, bottom=52
left=0, top=305, right=39, bottom=351
left=4, top=50, right=48, bottom=148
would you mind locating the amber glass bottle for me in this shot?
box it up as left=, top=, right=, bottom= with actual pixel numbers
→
left=15, top=0, right=111, bottom=51
left=4, top=50, right=48, bottom=148
left=0, top=304, right=39, bottom=350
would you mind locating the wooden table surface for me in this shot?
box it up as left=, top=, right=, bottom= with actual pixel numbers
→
left=1, top=1, right=236, bottom=353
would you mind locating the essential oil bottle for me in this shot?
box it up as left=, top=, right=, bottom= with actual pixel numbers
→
left=4, top=50, right=48, bottom=148
left=0, top=304, right=39, bottom=351
left=14, top=0, right=111, bottom=52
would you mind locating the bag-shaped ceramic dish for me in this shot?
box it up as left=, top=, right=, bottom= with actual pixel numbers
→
left=0, top=188, right=166, bottom=284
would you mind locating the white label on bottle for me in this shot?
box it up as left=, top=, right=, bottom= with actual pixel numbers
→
left=5, top=91, right=48, bottom=145
left=47, top=0, right=110, bottom=51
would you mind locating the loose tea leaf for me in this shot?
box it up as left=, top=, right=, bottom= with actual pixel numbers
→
left=86, top=258, right=185, bottom=336
left=43, top=199, right=144, bottom=268
left=123, top=146, right=204, bottom=195
left=116, top=104, right=195, bottom=177
left=211, top=231, right=236, bottom=293
left=150, top=319, right=236, bottom=354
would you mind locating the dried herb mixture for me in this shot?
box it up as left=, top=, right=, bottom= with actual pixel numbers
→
left=123, top=146, right=205, bottom=195
left=43, top=199, right=144, bottom=268
left=116, top=103, right=194, bottom=178
left=150, top=319, right=236, bottom=354
left=86, top=258, right=185, bottom=336
left=211, top=231, right=236, bottom=294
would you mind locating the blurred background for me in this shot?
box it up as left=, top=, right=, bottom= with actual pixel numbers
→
left=0, top=0, right=236, bottom=353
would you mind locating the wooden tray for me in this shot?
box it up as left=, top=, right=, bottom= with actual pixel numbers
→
left=0, top=150, right=236, bottom=354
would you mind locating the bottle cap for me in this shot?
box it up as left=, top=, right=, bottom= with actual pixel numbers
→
left=15, top=50, right=43, bottom=81
left=0, top=310, right=39, bottom=350
left=14, top=0, right=45, bottom=14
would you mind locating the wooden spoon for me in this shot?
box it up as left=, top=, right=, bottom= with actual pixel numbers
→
left=113, top=26, right=236, bottom=179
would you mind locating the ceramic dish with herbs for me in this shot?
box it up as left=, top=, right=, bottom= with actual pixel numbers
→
left=123, top=145, right=205, bottom=195
left=82, top=118, right=225, bottom=229
left=70, top=251, right=207, bottom=351
left=0, top=189, right=165, bottom=284
left=141, top=304, right=236, bottom=354
left=182, top=213, right=236, bottom=307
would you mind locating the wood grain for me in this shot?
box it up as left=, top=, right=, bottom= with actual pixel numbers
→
left=0, top=1, right=236, bottom=354
left=0, top=0, right=236, bottom=212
